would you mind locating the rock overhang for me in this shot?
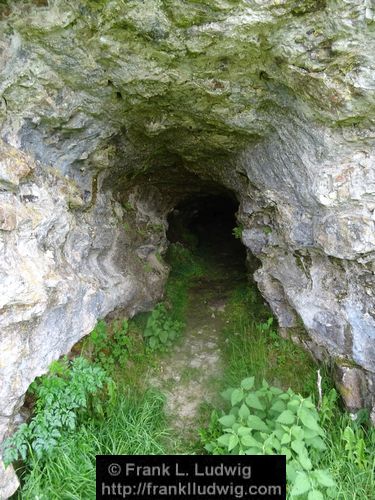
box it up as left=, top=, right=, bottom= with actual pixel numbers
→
left=1, top=0, right=374, bottom=170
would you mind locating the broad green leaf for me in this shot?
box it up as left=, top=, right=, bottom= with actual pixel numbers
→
left=273, top=429, right=284, bottom=440
left=299, top=408, right=323, bottom=434
left=276, top=410, right=295, bottom=425
left=281, top=446, right=292, bottom=460
left=238, top=403, right=250, bottom=420
left=270, top=386, right=283, bottom=395
left=326, top=487, right=339, bottom=498
left=231, top=388, right=244, bottom=406
left=291, top=425, right=304, bottom=440
left=302, top=397, right=316, bottom=409
left=286, top=462, right=298, bottom=482
left=313, top=470, right=336, bottom=488
left=279, top=393, right=290, bottom=401
left=291, top=439, right=306, bottom=455
left=343, top=426, right=355, bottom=443
left=266, top=435, right=281, bottom=451
left=281, top=433, right=291, bottom=445
left=219, top=414, right=236, bottom=428
left=221, top=388, right=234, bottom=401
left=305, top=436, right=326, bottom=451
left=247, top=415, right=269, bottom=432
left=159, top=330, right=168, bottom=343
left=287, top=399, right=300, bottom=411
left=298, top=453, right=312, bottom=471
left=149, top=337, right=157, bottom=349
left=290, top=472, right=311, bottom=497
left=230, top=406, right=239, bottom=417
left=280, top=424, right=291, bottom=433
left=270, top=399, right=286, bottom=413
left=244, top=448, right=262, bottom=455
left=304, top=428, right=319, bottom=440
left=246, top=393, right=264, bottom=410
left=241, top=435, right=262, bottom=448
left=241, top=377, right=255, bottom=390
left=228, top=434, right=239, bottom=452
left=308, top=490, right=324, bottom=500
left=232, top=422, right=240, bottom=433
left=217, top=434, right=231, bottom=448
left=238, top=426, right=251, bottom=436
left=255, top=411, right=266, bottom=420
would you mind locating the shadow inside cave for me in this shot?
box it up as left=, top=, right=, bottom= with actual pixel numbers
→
left=166, top=193, right=249, bottom=279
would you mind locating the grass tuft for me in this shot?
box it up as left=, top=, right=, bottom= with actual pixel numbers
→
left=14, top=390, right=174, bottom=500
left=220, top=284, right=317, bottom=396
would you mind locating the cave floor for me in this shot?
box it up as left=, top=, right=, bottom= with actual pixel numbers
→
left=146, top=241, right=247, bottom=439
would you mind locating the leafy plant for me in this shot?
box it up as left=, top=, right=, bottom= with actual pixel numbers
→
left=14, top=390, right=174, bottom=500
left=319, top=388, right=338, bottom=427
left=143, top=304, right=184, bottom=351
left=89, top=319, right=130, bottom=373
left=232, top=225, right=243, bottom=239
left=2, top=357, right=112, bottom=466
left=316, top=393, right=375, bottom=498
left=203, top=377, right=337, bottom=499
left=341, top=424, right=370, bottom=470
left=166, top=243, right=205, bottom=279
left=221, top=287, right=317, bottom=396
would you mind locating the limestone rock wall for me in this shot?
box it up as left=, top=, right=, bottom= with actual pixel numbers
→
left=0, top=144, right=169, bottom=499
left=236, top=116, right=375, bottom=409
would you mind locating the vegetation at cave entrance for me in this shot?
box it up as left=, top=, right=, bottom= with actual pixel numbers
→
left=4, top=241, right=375, bottom=499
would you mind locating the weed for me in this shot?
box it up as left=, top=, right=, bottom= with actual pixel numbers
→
left=220, top=284, right=317, bottom=396
left=3, top=357, right=112, bottom=466
left=13, top=390, right=175, bottom=500
left=232, top=225, right=243, bottom=239
left=316, top=390, right=375, bottom=499
left=163, top=242, right=206, bottom=324
left=122, top=201, right=134, bottom=212
left=203, top=377, right=337, bottom=498
left=143, top=303, right=184, bottom=351
left=84, top=319, right=130, bottom=374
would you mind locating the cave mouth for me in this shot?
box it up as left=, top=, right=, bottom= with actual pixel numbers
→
left=166, top=193, right=248, bottom=276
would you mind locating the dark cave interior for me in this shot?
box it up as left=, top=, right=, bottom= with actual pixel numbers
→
left=167, top=193, right=248, bottom=274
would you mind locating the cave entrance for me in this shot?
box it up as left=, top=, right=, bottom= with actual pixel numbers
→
left=166, top=193, right=247, bottom=278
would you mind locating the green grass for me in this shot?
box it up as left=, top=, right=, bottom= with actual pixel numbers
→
left=14, top=390, right=177, bottom=500
left=9, top=240, right=375, bottom=500
left=220, top=283, right=318, bottom=396
left=315, top=398, right=375, bottom=499
left=164, top=242, right=206, bottom=322
left=210, top=282, right=375, bottom=499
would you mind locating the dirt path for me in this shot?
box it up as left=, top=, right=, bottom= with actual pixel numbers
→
left=147, top=245, right=246, bottom=437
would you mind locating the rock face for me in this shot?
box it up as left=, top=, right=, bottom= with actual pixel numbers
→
left=0, top=0, right=374, bottom=496
left=0, top=141, right=170, bottom=498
